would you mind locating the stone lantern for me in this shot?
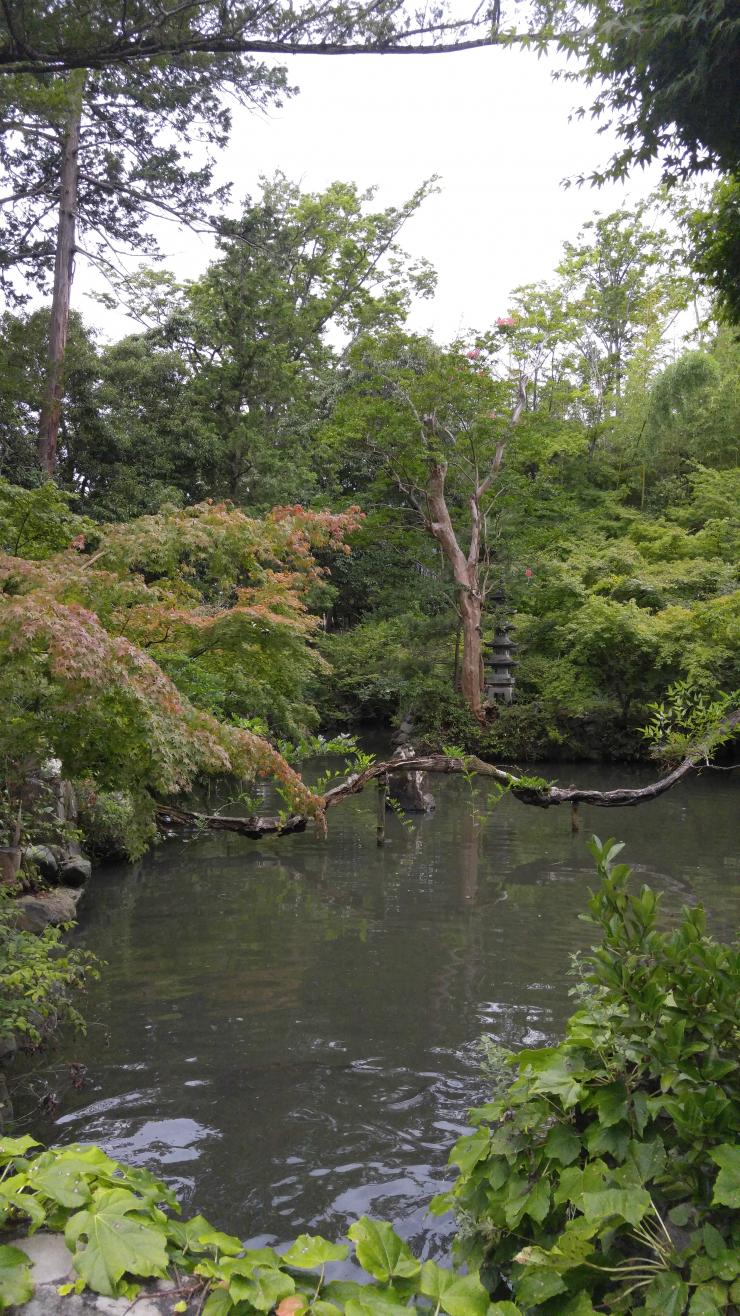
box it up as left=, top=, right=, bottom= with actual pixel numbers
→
left=484, top=619, right=518, bottom=704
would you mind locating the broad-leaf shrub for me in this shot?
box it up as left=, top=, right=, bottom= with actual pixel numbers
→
left=0, top=891, right=97, bottom=1048
left=443, top=838, right=739, bottom=1313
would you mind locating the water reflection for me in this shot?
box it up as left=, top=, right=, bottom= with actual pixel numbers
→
left=26, top=763, right=739, bottom=1252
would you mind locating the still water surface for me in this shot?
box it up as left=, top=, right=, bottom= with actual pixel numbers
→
left=35, top=761, right=738, bottom=1254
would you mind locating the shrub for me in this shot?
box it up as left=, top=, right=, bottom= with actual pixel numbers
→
left=442, top=838, right=740, bottom=1314
left=0, top=890, right=97, bottom=1049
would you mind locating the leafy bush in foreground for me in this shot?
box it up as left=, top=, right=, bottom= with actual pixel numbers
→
left=441, top=838, right=739, bottom=1314
left=0, top=891, right=97, bottom=1049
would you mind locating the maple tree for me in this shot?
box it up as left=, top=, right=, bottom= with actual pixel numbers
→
left=0, top=489, right=362, bottom=852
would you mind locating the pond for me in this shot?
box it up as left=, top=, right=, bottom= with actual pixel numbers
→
left=28, top=759, right=739, bottom=1257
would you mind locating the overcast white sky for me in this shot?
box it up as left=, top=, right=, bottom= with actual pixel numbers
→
left=78, top=43, right=663, bottom=343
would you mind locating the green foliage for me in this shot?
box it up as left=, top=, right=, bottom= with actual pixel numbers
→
left=640, top=681, right=738, bottom=760
left=0, top=1141, right=489, bottom=1316
left=446, top=838, right=740, bottom=1313
left=0, top=889, right=98, bottom=1048
left=74, top=783, right=157, bottom=863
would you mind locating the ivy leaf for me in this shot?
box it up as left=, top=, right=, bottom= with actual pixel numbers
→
left=710, top=1144, right=740, bottom=1208
left=420, top=1261, right=489, bottom=1316
left=529, top=1058, right=585, bottom=1109
left=0, top=1136, right=40, bottom=1160
left=644, top=1271, right=689, bottom=1315
left=544, top=1124, right=581, bottom=1165
left=282, top=1234, right=349, bottom=1268
left=523, top=1178, right=551, bottom=1224
left=489, top=1306, right=522, bottom=1315
left=347, top=1219, right=420, bottom=1283
left=229, top=1267, right=295, bottom=1310
left=64, top=1188, right=170, bottom=1297
left=0, top=1244, right=35, bottom=1310
left=580, top=1188, right=651, bottom=1226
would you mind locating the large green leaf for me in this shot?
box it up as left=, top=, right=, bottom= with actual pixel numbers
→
left=515, top=1267, right=568, bottom=1306
left=229, top=1267, right=295, bottom=1310
left=580, top=1187, right=651, bottom=1226
left=282, top=1234, right=349, bottom=1269
left=448, top=1129, right=490, bottom=1176
left=347, top=1219, right=420, bottom=1283
left=202, top=1287, right=233, bottom=1316
left=0, top=1244, right=34, bottom=1310
left=710, top=1144, right=740, bottom=1208
left=644, top=1271, right=689, bottom=1315
left=589, top=1081, right=629, bottom=1128
left=345, top=1293, right=415, bottom=1316
left=420, top=1260, right=489, bottom=1316
left=32, top=1161, right=93, bottom=1208
left=544, top=1124, right=581, bottom=1166
left=65, top=1188, right=170, bottom=1296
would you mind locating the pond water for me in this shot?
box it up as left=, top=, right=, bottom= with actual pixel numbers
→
left=29, top=760, right=738, bottom=1256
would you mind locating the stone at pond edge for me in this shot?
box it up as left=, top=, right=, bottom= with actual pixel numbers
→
left=59, top=856, right=92, bottom=887
left=21, top=846, right=60, bottom=883
left=13, top=887, right=82, bottom=934
left=8, top=1233, right=181, bottom=1315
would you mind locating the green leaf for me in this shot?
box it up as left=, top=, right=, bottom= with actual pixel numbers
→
left=202, top=1288, right=233, bottom=1316
left=282, top=1234, right=349, bottom=1269
left=167, top=1214, right=216, bottom=1254
left=345, top=1296, right=412, bottom=1316
left=544, top=1124, right=581, bottom=1165
left=64, top=1188, right=170, bottom=1297
left=229, top=1268, right=295, bottom=1310
left=0, top=1136, right=40, bottom=1160
left=688, top=1286, right=723, bottom=1315
left=644, top=1271, right=689, bottom=1315
left=420, top=1261, right=489, bottom=1316
left=198, top=1229, right=245, bottom=1257
left=488, top=1306, right=521, bottom=1315
left=347, top=1218, right=420, bottom=1283
left=0, top=1244, right=35, bottom=1310
left=590, top=1081, right=629, bottom=1127
left=710, top=1144, right=740, bottom=1208
left=514, top=1267, right=568, bottom=1306
left=580, top=1188, right=651, bottom=1226
left=428, top=1192, right=453, bottom=1216
left=448, top=1128, right=491, bottom=1176
left=32, top=1162, right=92, bottom=1208
left=523, top=1178, right=551, bottom=1224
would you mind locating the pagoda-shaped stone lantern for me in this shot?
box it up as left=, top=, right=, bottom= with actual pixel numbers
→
left=484, top=613, right=518, bottom=705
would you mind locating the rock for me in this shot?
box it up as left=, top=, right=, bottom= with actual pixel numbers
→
left=22, top=845, right=60, bottom=883
left=387, top=746, right=435, bottom=813
left=60, top=855, right=92, bottom=886
left=8, top=1233, right=181, bottom=1315
left=14, top=888, right=81, bottom=933
left=0, top=1032, right=17, bottom=1061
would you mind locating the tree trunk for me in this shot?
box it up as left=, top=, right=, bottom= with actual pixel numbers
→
left=38, top=72, right=85, bottom=478
left=458, top=587, right=483, bottom=715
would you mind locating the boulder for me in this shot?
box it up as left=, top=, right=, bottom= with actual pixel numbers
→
left=22, top=845, right=60, bottom=883
left=14, top=887, right=81, bottom=933
left=7, top=1233, right=180, bottom=1315
left=387, top=746, right=435, bottom=813
left=60, top=855, right=92, bottom=886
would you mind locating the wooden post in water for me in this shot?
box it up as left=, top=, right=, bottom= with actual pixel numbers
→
left=571, top=801, right=580, bottom=834
left=376, top=775, right=388, bottom=846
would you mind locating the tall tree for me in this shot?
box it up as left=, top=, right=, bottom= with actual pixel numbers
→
left=322, top=333, right=528, bottom=717
left=63, top=175, right=436, bottom=511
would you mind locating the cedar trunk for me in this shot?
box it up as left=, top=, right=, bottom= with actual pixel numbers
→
left=38, top=76, right=84, bottom=478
